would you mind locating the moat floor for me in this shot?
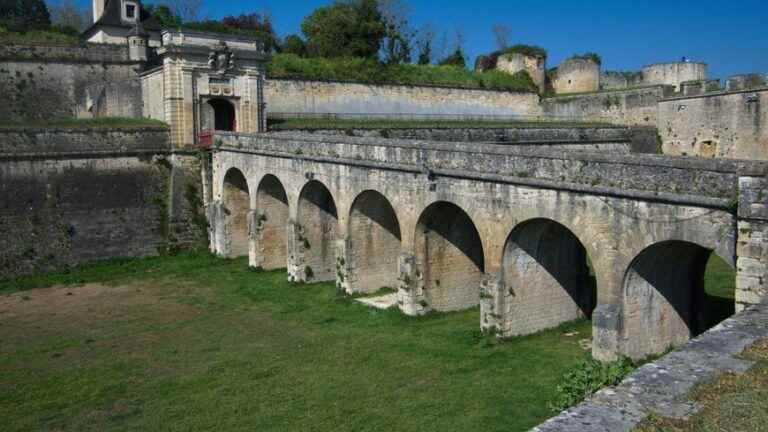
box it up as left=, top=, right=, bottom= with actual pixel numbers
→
left=0, top=252, right=734, bottom=432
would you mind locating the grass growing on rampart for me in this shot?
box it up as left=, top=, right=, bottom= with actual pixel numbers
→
left=0, top=117, right=169, bottom=130
left=268, top=53, right=538, bottom=92
left=0, top=28, right=80, bottom=45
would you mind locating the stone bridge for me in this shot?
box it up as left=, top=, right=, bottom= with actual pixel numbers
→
left=206, top=132, right=768, bottom=361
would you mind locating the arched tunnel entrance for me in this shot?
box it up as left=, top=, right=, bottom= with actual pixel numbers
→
left=501, top=219, right=595, bottom=336
left=347, top=190, right=401, bottom=293
left=222, top=168, right=250, bottom=258
left=622, top=241, right=735, bottom=359
left=255, top=175, right=289, bottom=270
left=415, top=201, right=484, bottom=312
left=297, top=181, right=339, bottom=282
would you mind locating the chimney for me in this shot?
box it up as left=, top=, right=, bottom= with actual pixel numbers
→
left=93, top=0, right=105, bottom=23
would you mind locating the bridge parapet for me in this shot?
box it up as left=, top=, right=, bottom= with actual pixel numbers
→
left=215, top=131, right=765, bottom=205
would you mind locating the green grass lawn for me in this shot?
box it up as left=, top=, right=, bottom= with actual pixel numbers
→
left=0, top=251, right=594, bottom=432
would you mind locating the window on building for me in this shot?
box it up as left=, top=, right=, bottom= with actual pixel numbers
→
left=126, top=4, right=136, bottom=19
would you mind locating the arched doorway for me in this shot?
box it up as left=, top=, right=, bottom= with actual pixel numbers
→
left=255, top=175, right=289, bottom=270
left=348, top=190, right=401, bottom=293
left=207, top=98, right=236, bottom=131
left=414, top=201, right=484, bottom=312
left=222, top=168, right=250, bottom=258
left=501, top=219, right=595, bottom=336
left=297, top=181, right=338, bottom=282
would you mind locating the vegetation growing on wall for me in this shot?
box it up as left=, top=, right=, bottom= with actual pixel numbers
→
left=567, top=52, right=602, bottom=65
left=475, top=44, right=548, bottom=72
left=268, top=53, right=538, bottom=92
left=0, top=117, right=168, bottom=130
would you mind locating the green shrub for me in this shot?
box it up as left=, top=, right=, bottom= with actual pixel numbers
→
left=568, top=52, right=602, bottom=65
left=267, top=53, right=537, bottom=92
left=548, top=356, right=635, bottom=412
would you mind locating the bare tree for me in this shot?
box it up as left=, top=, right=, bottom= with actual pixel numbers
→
left=51, top=0, right=90, bottom=31
left=165, top=0, right=203, bottom=22
left=492, top=23, right=511, bottom=50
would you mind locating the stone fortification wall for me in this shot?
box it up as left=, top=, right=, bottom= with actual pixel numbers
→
left=220, top=131, right=754, bottom=202
left=541, top=86, right=670, bottom=126
left=0, top=127, right=205, bottom=280
left=280, top=126, right=632, bottom=152
left=496, top=53, right=546, bottom=94
left=659, top=87, right=768, bottom=160
left=599, top=71, right=643, bottom=90
left=641, top=61, right=707, bottom=90
left=85, top=77, right=144, bottom=118
left=0, top=42, right=140, bottom=121
left=553, top=58, right=600, bottom=94
left=264, top=78, right=543, bottom=119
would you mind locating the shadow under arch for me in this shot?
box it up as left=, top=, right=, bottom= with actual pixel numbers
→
left=347, top=190, right=402, bottom=293
left=415, top=201, right=484, bottom=312
left=255, top=174, right=289, bottom=270
left=501, top=218, right=596, bottom=336
left=222, top=167, right=250, bottom=258
left=297, top=180, right=338, bottom=281
left=621, top=240, right=733, bottom=360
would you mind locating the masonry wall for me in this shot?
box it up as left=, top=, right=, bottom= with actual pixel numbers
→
left=541, top=86, right=670, bottom=126
left=264, top=78, right=542, bottom=118
left=553, top=58, right=600, bottom=94
left=0, top=42, right=141, bottom=121
left=87, top=77, right=143, bottom=118
left=658, top=88, right=767, bottom=160
left=0, top=127, right=205, bottom=280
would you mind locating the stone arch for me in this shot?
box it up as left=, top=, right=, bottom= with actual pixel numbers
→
left=255, top=174, right=289, bottom=270
left=296, top=180, right=339, bottom=281
left=500, top=218, right=596, bottom=336
left=621, top=240, right=717, bottom=360
left=415, top=201, right=485, bottom=312
left=347, top=190, right=402, bottom=293
left=222, top=167, right=250, bottom=258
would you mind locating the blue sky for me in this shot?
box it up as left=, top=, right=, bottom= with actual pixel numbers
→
left=69, top=0, right=767, bottom=78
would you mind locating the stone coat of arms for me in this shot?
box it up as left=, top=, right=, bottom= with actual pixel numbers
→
left=208, top=43, right=236, bottom=74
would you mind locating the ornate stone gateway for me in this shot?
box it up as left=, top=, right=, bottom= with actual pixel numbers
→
left=152, top=30, right=269, bottom=149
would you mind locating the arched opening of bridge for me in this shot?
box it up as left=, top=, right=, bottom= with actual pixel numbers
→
left=348, top=190, right=401, bottom=293
left=256, top=175, right=289, bottom=270
left=621, top=241, right=735, bottom=360
left=222, top=167, right=250, bottom=258
left=297, top=180, right=338, bottom=282
left=208, top=98, right=236, bottom=131
left=501, top=219, right=595, bottom=336
left=415, top=201, right=484, bottom=312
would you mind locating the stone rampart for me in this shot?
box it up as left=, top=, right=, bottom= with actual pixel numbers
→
left=0, top=42, right=140, bottom=121
left=541, top=86, right=671, bottom=126
left=0, top=127, right=205, bottom=280
left=264, top=78, right=543, bottom=118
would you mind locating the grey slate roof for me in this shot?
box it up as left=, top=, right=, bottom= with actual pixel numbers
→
left=83, top=0, right=161, bottom=37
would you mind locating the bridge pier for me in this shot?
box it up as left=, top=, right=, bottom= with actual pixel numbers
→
left=396, top=252, right=430, bottom=315
left=736, top=175, right=768, bottom=311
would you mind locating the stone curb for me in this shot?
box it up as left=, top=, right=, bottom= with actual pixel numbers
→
left=531, top=301, right=768, bottom=432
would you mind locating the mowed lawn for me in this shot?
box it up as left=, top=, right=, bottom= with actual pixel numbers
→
left=0, top=252, right=735, bottom=431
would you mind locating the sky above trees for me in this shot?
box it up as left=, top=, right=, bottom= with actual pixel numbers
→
left=54, top=0, right=767, bottom=78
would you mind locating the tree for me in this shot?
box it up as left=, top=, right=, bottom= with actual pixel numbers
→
left=301, top=0, right=386, bottom=59
left=492, top=23, right=510, bottom=50
left=144, top=4, right=182, bottom=28
left=414, top=23, right=434, bottom=65
left=379, top=0, right=413, bottom=64
left=0, top=0, right=51, bottom=31
left=438, top=46, right=465, bottom=68
left=50, top=0, right=89, bottom=32
left=164, top=0, right=201, bottom=22
left=281, top=34, right=307, bottom=57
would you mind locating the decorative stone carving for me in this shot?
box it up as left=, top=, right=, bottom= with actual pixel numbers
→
left=208, top=42, right=236, bottom=74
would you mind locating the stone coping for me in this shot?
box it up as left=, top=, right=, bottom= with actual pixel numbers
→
left=531, top=301, right=768, bottom=432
